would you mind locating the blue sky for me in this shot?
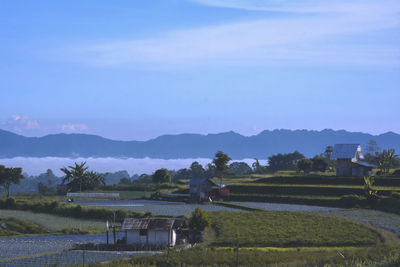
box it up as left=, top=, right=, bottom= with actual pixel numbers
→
left=1, top=0, right=399, bottom=140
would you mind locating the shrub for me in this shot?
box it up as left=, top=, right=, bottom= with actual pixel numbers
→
left=5, top=197, right=15, bottom=208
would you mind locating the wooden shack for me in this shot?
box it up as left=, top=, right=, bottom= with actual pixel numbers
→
left=188, top=178, right=219, bottom=202
left=331, top=144, right=375, bottom=176
left=121, top=218, right=185, bottom=247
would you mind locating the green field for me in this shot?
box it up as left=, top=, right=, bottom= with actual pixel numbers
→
left=0, top=210, right=105, bottom=232
left=83, top=210, right=399, bottom=267
left=208, top=211, right=381, bottom=247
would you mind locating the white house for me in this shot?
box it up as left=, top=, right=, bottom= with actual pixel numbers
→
left=121, top=218, right=185, bottom=246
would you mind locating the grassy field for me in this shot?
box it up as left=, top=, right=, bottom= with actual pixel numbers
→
left=80, top=248, right=400, bottom=267
left=81, top=210, right=399, bottom=267
left=0, top=217, right=49, bottom=236
left=0, top=210, right=105, bottom=232
left=208, top=211, right=381, bottom=247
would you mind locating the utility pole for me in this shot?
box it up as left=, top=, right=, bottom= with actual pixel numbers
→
left=113, top=212, right=116, bottom=244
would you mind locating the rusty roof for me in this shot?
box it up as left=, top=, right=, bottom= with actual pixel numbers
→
left=121, top=218, right=176, bottom=230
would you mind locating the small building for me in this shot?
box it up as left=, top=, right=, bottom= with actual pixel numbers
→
left=188, top=178, right=220, bottom=202
left=331, top=144, right=375, bottom=176
left=121, top=218, right=185, bottom=247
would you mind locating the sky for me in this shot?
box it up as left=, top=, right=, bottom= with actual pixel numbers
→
left=1, top=0, right=399, bottom=141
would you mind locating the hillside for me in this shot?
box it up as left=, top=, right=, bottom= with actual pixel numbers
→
left=0, top=129, right=399, bottom=159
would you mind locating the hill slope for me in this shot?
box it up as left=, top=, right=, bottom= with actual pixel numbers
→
left=0, top=129, right=399, bottom=159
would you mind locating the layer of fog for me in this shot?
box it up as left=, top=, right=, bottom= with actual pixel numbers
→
left=0, top=157, right=262, bottom=176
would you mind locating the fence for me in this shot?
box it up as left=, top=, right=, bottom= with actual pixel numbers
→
left=66, top=192, right=120, bottom=198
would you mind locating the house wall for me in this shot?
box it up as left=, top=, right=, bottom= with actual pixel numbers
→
left=126, top=229, right=175, bottom=246
left=336, top=159, right=353, bottom=176
left=126, top=230, right=147, bottom=245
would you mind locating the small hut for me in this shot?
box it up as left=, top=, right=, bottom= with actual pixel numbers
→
left=331, top=144, right=375, bottom=176
left=121, top=218, right=185, bottom=247
left=188, top=178, right=219, bottom=202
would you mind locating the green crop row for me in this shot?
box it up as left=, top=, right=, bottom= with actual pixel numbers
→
left=226, top=184, right=398, bottom=196
left=254, top=176, right=400, bottom=186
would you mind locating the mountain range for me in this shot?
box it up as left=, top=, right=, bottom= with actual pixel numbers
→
left=0, top=128, right=399, bottom=159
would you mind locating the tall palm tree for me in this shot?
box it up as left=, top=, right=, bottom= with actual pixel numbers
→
left=61, top=162, right=88, bottom=192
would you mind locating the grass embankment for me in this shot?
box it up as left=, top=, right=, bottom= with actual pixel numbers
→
left=0, top=210, right=104, bottom=233
left=0, top=197, right=147, bottom=223
left=0, top=217, right=49, bottom=237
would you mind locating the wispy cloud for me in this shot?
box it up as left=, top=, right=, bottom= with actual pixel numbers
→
left=0, top=115, right=40, bottom=132
left=61, top=123, right=89, bottom=132
left=63, top=0, right=400, bottom=67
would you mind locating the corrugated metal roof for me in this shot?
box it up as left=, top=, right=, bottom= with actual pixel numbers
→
left=354, top=161, right=376, bottom=168
left=187, top=178, right=218, bottom=187
left=331, top=144, right=361, bottom=159
left=121, top=218, right=175, bottom=230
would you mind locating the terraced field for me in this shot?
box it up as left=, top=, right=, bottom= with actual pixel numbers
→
left=0, top=250, right=158, bottom=267
left=208, top=211, right=382, bottom=247
left=72, top=199, right=241, bottom=216
left=0, top=210, right=104, bottom=231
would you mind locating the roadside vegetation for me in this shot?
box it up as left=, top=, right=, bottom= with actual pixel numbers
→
left=0, top=217, right=49, bottom=236
left=0, top=210, right=104, bottom=232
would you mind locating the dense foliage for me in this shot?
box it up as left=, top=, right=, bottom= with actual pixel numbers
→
left=61, top=162, right=105, bottom=192
left=0, top=165, right=24, bottom=197
left=0, top=198, right=145, bottom=222
left=152, top=168, right=171, bottom=183
left=268, top=151, right=305, bottom=173
left=188, top=208, right=210, bottom=234
left=0, top=217, right=49, bottom=236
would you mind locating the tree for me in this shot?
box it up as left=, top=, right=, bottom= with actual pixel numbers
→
left=213, top=151, right=231, bottom=177
left=311, top=158, right=328, bottom=172
left=0, top=165, right=24, bottom=198
left=297, top=158, right=313, bottom=173
left=324, top=146, right=333, bottom=160
left=268, top=151, right=305, bottom=173
left=188, top=208, right=210, bottom=234
left=190, top=162, right=205, bottom=179
left=365, top=140, right=380, bottom=155
left=152, top=168, right=171, bottom=184
left=212, top=151, right=231, bottom=186
left=252, top=158, right=267, bottom=174
left=61, top=162, right=89, bottom=192
left=119, top=177, right=132, bottom=185
left=203, top=163, right=216, bottom=179
left=86, top=171, right=106, bottom=189
left=376, top=149, right=399, bottom=174
left=229, top=162, right=252, bottom=175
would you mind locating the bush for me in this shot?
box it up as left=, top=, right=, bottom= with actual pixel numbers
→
left=0, top=199, right=146, bottom=222
left=4, top=197, right=15, bottom=208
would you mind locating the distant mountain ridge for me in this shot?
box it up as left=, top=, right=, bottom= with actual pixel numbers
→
left=0, top=129, right=399, bottom=159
